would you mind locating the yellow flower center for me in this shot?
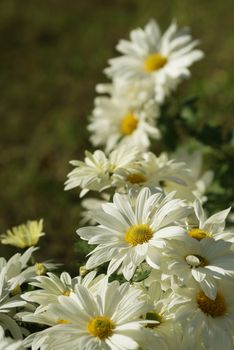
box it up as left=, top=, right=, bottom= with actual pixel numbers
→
left=145, top=310, right=162, bottom=329
left=57, top=319, right=70, bottom=324
left=125, top=224, right=153, bottom=246
left=185, top=254, right=208, bottom=268
left=188, top=228, right=211, bottom=241
left=196, top=291, right=227, bottom=317
left=120, top=112, right=138, bottom=135
left=63, top=290, right=71, bottom=296
left=127, top=173, right=147, bottom=184
left=87, top=316, right=115, bottom=339
left=144, top=53, right=167, bottom=72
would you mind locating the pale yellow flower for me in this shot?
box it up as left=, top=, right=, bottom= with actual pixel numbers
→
left=0, top=219, right=45, bottom=248
left=35, top=262, right=47, bottom=276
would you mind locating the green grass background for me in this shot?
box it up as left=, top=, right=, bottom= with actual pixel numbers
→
left=0, top=0, right=233, bottom=273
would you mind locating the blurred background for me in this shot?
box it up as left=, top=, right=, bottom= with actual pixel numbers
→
left=0, top=0, right=233, bottom=274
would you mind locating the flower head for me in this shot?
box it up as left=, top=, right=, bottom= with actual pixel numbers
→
left=114, top=151, right=197, bottom=201
left=88, top=87, right=160, bottom=152
left=173, top=282, right=234, bottom=350
left=0, top=253, right=30, bottom=339
left=22, top=271, right=105, bottom=309
left=0, top=219, right=44, bottom=249
left=162, top=236, right=234, bottom=299
left=188, top=200, right=233, bottom=242
left=23, top=279, right=151, bottom=350
left=105, top=19, right=204, bottom=103
left=139, top=281, right=182, bottom=350
left=78, top=187, right=189, bottom=280
left=64, top=146, right=141, bottom=197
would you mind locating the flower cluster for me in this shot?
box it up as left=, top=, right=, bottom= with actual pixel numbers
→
left=1, top=18, right=233, bottom=350
left=88, top=19, right=203, bottom=152
left=65, top=146, right=212, bottom=207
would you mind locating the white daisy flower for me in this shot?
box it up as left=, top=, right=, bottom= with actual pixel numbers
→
left=0, top=263, right=26, bottom=339
left=152, top=152, right=199, bottom=202
left=113, top=152, right=197, bottom=201
left=88, top=86, right=160, bottom=152
left=0, top=247, right=58, bottom=292
left=187, top=200, right=233, bottom=242
left=23, top=279, right=151, bottom=350
left=64, top=149, right=110, bottom=197
left=22, top=271, right=105, bottom=309
left=64, top=145, right=141, bottom=197
left=0, top=247, right=58, bottom=339
left=140, top=281, right=182, bottom=350
left=162, top=236, right=234, bottom=299
left=173, top=282, right=234, bottom=350
left=78, top=187, right=189, bottom=280
left=0, top=326, right=24, bottom=350
left=0, top=247, right=38, bottom=291
left=104, top=19, right=204, bottom=103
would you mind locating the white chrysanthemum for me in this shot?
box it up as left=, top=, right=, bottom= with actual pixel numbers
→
left=140, top=281, right=182, bottom=350
left=0, top=326, right=24, bottom=350
left=64, top=145, right=141, bottom=197
left=0, top=247, right=58, bottom=291
left=105, top=19, right=204, bottom=103
left=22, top=271, right=105, bottom=309
left=0, top=220, right=45, bottom=249
left=78, top=187, right=189, bottom=280
left=23, top=279, right=152, bottom=350
left=88, top=90, right=160, bottom=152
left=0, top=247, right=58, bottom=339
left=113, top=152, right=197, bottom=200
left=65, top=149, right=110, bottom=197
left=162, top=237, right=234, bottom=299
left=0, top=247, right=38, bottom=291
left=141, top=152, right=197, bottom=202
left=173, top=282, right=234, bottom=350
left=0, top=245, right=58, bottom=338
left=187, top=200, right=233, bottom=242
left=0, top=264, right=26, bottom=339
